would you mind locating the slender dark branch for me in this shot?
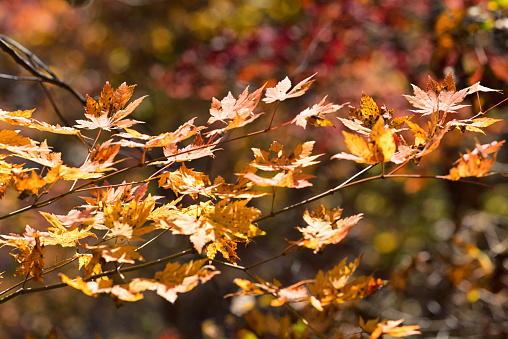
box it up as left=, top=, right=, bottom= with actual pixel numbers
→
left=38, top=82, right=72, bottom=126
left=255, top=164, right=377, bottom=222
left=0, top=74, right=45, bottom=81
left=0, top=248, right=195, bottom=305
left=0, top=34, right=86, bottom=105
left=284, top=303, right=327, bottom=339
left=246, top=244, right=298, bottom=270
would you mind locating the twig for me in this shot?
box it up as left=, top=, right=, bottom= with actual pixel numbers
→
left=0, top=247, right=195, bottom=305
left=0, top=34, right=86, bottom=104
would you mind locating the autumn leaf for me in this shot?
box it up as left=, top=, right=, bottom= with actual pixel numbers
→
left=404, top=72, right=499, bottom=116
left=249, top=141, right=322, bottom=171
left=40, top=212, right=96, bottom=247
left=61, top=274, right=143, bottom=302
left=8, top=140, right=62, bottom=167
left=10, top=169, right=47, bottom=197
left=359, top=316, right=380, bottom=334
left=295, top=205, right=363, bottom=253
left=211, top=165, right=268, bottom=199
left=208, top=85, right=264, bottom=124
left=292, top=96, right=346, bottom=129
left=370, top=118, right=396, bottom=162
left=449, top=117, right=503, bottom=135
left=128, top=259, right=220, bottom=303
left=158, top=163, right=218, bottom=199
left=75, top=82, right=146, bottom=131
left=332, top=119, right=396, bottom=164
left=405, top=120, right=427, bottom=147
left=339, top=95, right=410, bottom=136
left=243, top=310, right=294, bottom=338
left=8, top=235, right=45, bottom=283
left=79, top=140, right=121, bottom=174
left=369, top=319, right=421, bottom=339
left=446, top=140, right=505, bottom=181
left=101, top=194, right=158, bottom=240
left=162, top=133, right=219, bottom=164
left=307, top=256, right=387, bottom=309
left=262, top=74, right=315, bottom=103
left=156, top=199, right=263, bottom=258
left=85, top=244, right=144, bottom=264
left=0, top=129, right=33, bottom=148
left=241, top=167, right=315, bottom=188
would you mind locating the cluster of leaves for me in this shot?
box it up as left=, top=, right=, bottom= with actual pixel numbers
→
left=0, top=64, right=505, bottom=338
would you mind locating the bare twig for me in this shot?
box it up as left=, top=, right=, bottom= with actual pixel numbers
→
left=0, top=34, right=86, bottom=105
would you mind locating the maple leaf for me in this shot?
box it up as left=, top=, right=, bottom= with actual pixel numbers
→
left=206, top=239, right=239, bottom=264
left=296, top=205, right=363, bottom=253
left=211, top=166, right=268, bottom=199
left=79, top=140, right=121, bottom=174
left=446, top=140, right=505, bottom=181
left=241, top=167, right=315, bottom=188
left=61, top=274, right=143, bottom=302
left=75, top=82, right=146, bottom=131
left=208, top=85, right=264, bottom=124
left=52, top=207, right=99, bottom=228
left=292, top=96, right=346, bottom=129
left=0, top=129, right=33, bottom=148
left=262, top=74, right=315, bottom=103
left=405, top=120, right=427, bottom=147
left=359, top=316, right=380, bottom=334
left=85, top=244, right=144, bottom=264
left=307, top=256, right=387, bottom=310
left=144, top=118, right=205, bottom=148
left=158, top=163, right=217, bottom=199
left=270, top=281, right=309, bottom=307
left=10, top=169, right=46, bottom=197
left=0, top=225, right=52, bottom=248
left=250, top=141, right=322, bottom=171
left=128, top=259, right=220, bottom=303
left=40, top=212, right=96, bottom=247
left=242, top=310, right=293, bottom=337
left=0, top=109, right=79, bottom=135
left=369, top=319, right=421, bottom=339
left=404, top=72, right=499, bottom=116
left=2, top=234, right=46, bottom=283
left=332, top=119, right=396, bottom=164
left=161, top=134, right=219, bottom=164
left=157, top=199, right=263, bottom=257
left=101, top=194, right=158, bottom=240
left=0, top=108, right=35, bottom=123
left=339, top=95, right=410, bottom=137
left=8, top=140, right=61, bottom=167
left=449, top=117, right=503, bottom=135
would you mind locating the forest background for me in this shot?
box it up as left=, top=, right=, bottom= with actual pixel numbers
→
left=0, top=0, right=507, bottom=338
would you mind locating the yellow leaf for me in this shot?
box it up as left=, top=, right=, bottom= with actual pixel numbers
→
left=0, top=129, right=33, bottom=148
left=406, top=120, right=427, bottom=147
left=370, top=119, right=395, bottom=162
left=360, top=93, right=380, bottom=128
left=359, top=316, right=380, bottom=334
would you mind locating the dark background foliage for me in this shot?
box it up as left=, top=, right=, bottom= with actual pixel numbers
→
left=0, top=0, right=507, bottom=338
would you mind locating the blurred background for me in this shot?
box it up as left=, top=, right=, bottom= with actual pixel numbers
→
left=0, top=0, right=507, bottom=338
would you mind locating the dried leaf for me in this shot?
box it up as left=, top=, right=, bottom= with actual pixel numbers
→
left=263, top=74, right=315, bottom=103
left=446, top=140, right=505, bottom=180
left=128, top=259, right=220, bottom=303
left=296, top=205, right=363, bottom=253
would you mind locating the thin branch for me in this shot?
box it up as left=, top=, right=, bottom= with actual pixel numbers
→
left=0, top=34, right=86, bottom=104
left=0, top=247, right=195, bottom=305
left=256, top=164, right=377, bottom=222
left=38, top=82, right=72, bottom=126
